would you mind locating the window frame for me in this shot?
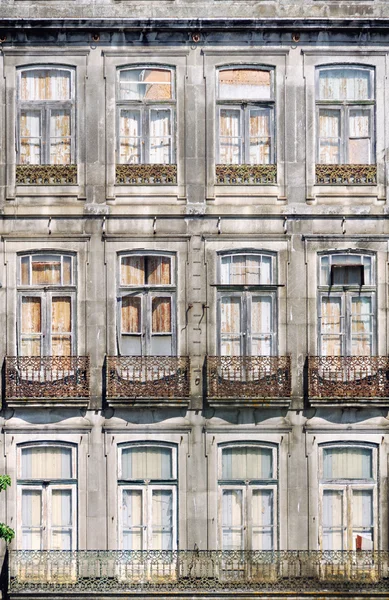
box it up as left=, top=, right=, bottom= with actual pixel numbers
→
left=315, top=65, right=376, bottom=165
left=16, top=442, right=78, bottom=551
left=16, top=66, right=76, bottom=166
left=116, top=66, right=176, bottom=165
left=218, top=443, right=278, bottom=551
left=317, top=252, right=376, bottom=356
left=117, top=252, right=177, bottom=356
left=217, top=251, right=278, bottom=357
left=318, top=443, right=378, bottom=551
left=17, top=252, right=77, bottom=357
left=117, top=443, right=178, bottom=551
left=216, top=66, right=275, bottom=165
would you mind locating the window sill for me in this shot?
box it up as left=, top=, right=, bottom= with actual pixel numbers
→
left=116, top=164, right=177, bottom=185
left=315, top=164, right=377, bottom=186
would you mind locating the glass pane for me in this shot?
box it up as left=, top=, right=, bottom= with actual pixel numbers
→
left=21, top=256, right=30, bottom=285
left=31, top=254, right=62, bottom=285
left=351, top=296, right=373, bottom=356
left=119, top=69, right=172, bottom=101
left=21, top=297, right=42, bottom=356
left=222, top=446, right=273, bottom=480
left=323, top=490, right=344, bottom=551
left=219, top=109, right=242, bottom=164
left=349, top=109, right=371, bottom=164
left=219, top=69, right=271, bottom=100
left=51, top=297, right=72, bottom=357
left=318, top=68, right=372, bottom=101
left=249, top=108, right=271, bottom=165
left=50, top=110, right=71, bottom=165
left=149, top=109, right=172, bottom=164
left=22, top=490, right=42, bottom=550
left=51, top=490, right=72, bottom=550
left=122, top=490, right=143, bottom=550
left=352, top=490, right=373, bottom=550
left=20, top=110, right=41, bottom=165
left=121, top=297, right=141, bottom=333
left=221, top=254, right=272, bottom=284
left=222, top=489, right=243, bottom=550
left=220, top=296, right=241, bottom=356
left=122, top=446, right=173, bottom=480
left=151, top=297, right=171, bottom=333
left=320, top=256, right=330, bottom=286
left=147, top=256, right=171, bottom=285
left=63, top=256, right=72, bottom=285
left=252, top=489, right=273, bottom=550
left=121, top=257, right=145, bottom=285
left=120, top=110, right=141, bottom=164
left=152, top=490, right=173, bottom=550
left=321, top=296, right=342, bottom=356
left=21, top=446, right=72, bottom=479
left=251, top=296, right=272, bottom=356
left=20, top=69, right=71, bottom=101
left=323, top=447, right=372, bottom=479
left=319, top=109, right=341, bottom=164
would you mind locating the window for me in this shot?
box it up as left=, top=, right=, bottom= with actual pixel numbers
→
left=217, top=67, right=275, bottom=165
left=219, top=444, right=277, bottom=550
left=17, top=67, right=75, bottom=165
left=118, top=444, right=177, bottom=550
left=318, top=253, right=375, bottom=356
left=316, top=66, right=375, bottom=165
left=118, top=254, right=175, bottom=356
left=320, top=444, right=377, bottom=551
left=18, top=253, right=76, bottom=356
left=218, top=253, right=276, bottom=356
left=17, top=444, right=77, bottom=550
left=117, top=67, right=175, bottom=165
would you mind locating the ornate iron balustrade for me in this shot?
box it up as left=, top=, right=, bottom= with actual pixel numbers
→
left=5, top=356, right=90, bottom=403
left=315, top=164, right=377, bottom=185
left=207, top=356, right=291, bottom=405
left=8, top=550, right=389, bottom=593
left=106, top=356, right=190, bottom=403
left=216, top=164, right=277, bottom=185
left=16, top=165, right=77, bottom=185
left=308, top=356, right=389, bottom=403
left=116, top=164, right=177, bottom=185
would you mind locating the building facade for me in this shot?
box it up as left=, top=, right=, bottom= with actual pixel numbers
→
left=1, top=2, right=389, bottom=599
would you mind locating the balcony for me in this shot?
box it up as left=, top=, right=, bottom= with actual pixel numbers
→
left=207, top=356, right=291, bottom=407
left=116, top=164, right=177, bottom=185
left=5, top=356, right=90, bottom=406
left=106, top=356, right=190, bottom=406
left=8, top=550, right=389, bottom=595
left=315, top=164, right=377, bottom=185
left=16, top=164, right=77, bottom=185
left=308, top=356, right=389, bottom=405
left=216, top=164, right=277, bottom=185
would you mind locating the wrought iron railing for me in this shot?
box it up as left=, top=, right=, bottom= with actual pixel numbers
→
left=308, top=356, right=389, bottom=401
left=8, top=550, right=389, bottom=593
left=315, top=164, right=377, bottom=185
left=116, top=164, right=177, bottom=185
left=16, top=164, right=77, bottom=185
left=5, top=356, right=90, bottom=401
left=207, top=356, right=291, bottom=403
left=216, top=164, right=277, bottom=185
left=106, top=356, right=190, bottom=402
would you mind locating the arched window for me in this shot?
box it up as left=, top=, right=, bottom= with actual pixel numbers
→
left=18, top=253, right=76, bottom=356
left=318, top=252, right=375, bottom=356
left=118, top=253, right=176, bottom=356
left=118, top=444, right=177, bottom=550
left=17, top=67, right=75, bottom=165
left=216, top=67, right=275, bottom=165
left=316, top=66, right=375, bottom=165
left=319, top=444, right=377, bottom=551
left=219, top=444, right=277, bottom=550
left=117, top=67, right=175, bottom=165
left=17, top=443, right=77, bottom=550
left=218, top=252, right=277, bottom=356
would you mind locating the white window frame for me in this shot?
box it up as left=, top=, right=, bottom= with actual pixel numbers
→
left=16, top=443, right=77, bottom=551
left=116, top=66, right=176, bottom=165
left=216, top=66, right=275, bottom=165
left=218, top=443, right=278, bottom=551
left=315, top=65, right=375, bottom=165
left=17, top=66, right=76, bottom=165
left=318, top=443, right=378, bottom=551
